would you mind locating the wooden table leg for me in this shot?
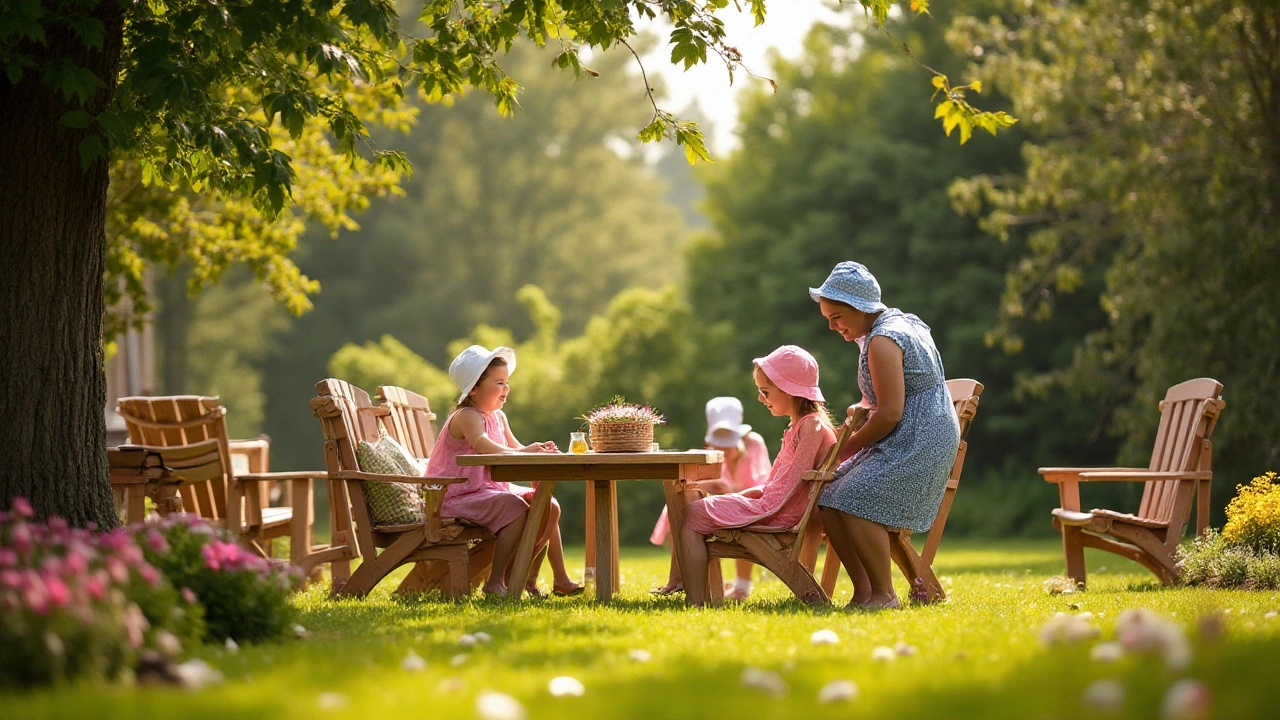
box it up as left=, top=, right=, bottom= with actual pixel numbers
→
left=609, top=480, right=620, bottom=593
left=584, top=481, right=596, bottom=583
left=594, top=479, right=616, bottom=601
left=508, top=481, right=556, bottom=599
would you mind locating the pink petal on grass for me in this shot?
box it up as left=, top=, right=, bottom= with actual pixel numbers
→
left=1161, top=679, right=1210, bottom=720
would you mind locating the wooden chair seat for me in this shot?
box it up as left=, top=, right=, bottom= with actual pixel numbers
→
left=819, top=379, right=984, bottom=605
left=1041, top=378, right=1224, bottom=588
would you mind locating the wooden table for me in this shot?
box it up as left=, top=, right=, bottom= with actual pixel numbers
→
left=457, top=450, right=723, bottom=601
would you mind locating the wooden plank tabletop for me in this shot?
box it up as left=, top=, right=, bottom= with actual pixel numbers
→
left=456, top=450, right=723, bottom=466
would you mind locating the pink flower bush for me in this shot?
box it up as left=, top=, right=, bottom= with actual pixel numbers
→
left=0, top=499, right=200, bottom=687
left=135, top=512, right=299, bottom=643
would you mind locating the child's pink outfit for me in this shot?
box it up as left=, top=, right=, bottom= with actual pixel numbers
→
left=649, top=432, right=771, bottom=545
left=685, top=414, right=835, bottom=533
left=426, top=408, right=539, bottom=533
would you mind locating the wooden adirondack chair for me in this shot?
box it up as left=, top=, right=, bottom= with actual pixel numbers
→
left=373, top=385, right=497, bottom=594
left=696, top=417, right=857, bottom=606
left=310, top=379, right=495, bottom=598
left=818, top=379, right=984, bottom=604
left=115, top=396, right=333, bottom=577
left=1042, top=378, right=1224, bottom=588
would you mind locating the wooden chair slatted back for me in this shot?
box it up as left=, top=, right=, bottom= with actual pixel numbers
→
left=785, top=417, right=857, bottom=564
left=919, top=379, right=984, bottom=564
left=312, top=379, right=387, bottom=560
left=1137, top=378, right=1225, bottom=524
left=116, top=395, right=234, bottom=520
left=376, top=386, right=438, bottom=460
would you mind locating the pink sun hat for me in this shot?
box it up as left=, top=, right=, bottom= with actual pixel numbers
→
left=753, top=345, right=824, bottom=402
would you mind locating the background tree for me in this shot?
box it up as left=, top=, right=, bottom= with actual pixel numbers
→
left=950, top=0, right=1280, bottom=515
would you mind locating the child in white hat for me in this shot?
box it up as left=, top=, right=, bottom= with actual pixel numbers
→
left=426, top=345, right=583, bottom=598
left=650, top=397, right=771, bottom=599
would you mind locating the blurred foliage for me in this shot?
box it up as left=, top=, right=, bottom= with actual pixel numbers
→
left=949, top=0, right=1280, bottom=516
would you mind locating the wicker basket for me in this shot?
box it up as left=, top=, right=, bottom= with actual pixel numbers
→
left=588, top=420, right=654, bottom=453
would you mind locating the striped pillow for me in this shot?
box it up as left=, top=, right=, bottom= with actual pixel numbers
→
left=355, top=432, right=426, bottom=525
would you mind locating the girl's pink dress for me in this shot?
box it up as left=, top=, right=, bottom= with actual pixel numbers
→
left=685, top=414, right=835, bottom=534
left=426, top=408, right=536, bottom=533
left=649, top=432, right=771, bottom=545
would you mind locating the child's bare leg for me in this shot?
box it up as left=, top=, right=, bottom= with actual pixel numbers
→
left=485, top=512, right=528, bottom=597
left=654, top=541, right=683, bottom=593
left=535, top=501, right=581, bottom=592
left=677, top=523, right=711, bottom=606
left=821, top=508, right=871, bottom=604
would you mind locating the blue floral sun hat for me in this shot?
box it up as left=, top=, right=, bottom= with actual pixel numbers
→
left=808, top=261, right=888, bottom=314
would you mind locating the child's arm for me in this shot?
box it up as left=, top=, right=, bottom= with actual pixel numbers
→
left=452, top=408, right=521, bottom=455
left=498, top=410, right=559, bottom=454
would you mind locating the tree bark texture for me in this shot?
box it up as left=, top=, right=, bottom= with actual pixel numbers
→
left=0, top=4, right=125, bottom=526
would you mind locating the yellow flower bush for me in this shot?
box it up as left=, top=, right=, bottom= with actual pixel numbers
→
left=1222, top=472, right=1280, bottom=554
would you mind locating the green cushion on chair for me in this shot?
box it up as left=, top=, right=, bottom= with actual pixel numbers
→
left=355, top=431, right=427, bottom=525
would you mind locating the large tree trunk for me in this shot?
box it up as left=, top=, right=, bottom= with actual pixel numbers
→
left=0, top=5, right=125, bottom=526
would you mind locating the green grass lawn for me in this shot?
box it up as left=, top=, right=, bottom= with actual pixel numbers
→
left=6, top=539, right=1280, bottom=719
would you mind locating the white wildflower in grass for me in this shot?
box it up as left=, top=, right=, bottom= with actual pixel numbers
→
left=548, top=676, right=586, bottom=697
left=293, top=624, right=309, bottom=639
left=224, top=637, right=239, bottom=653
left=451, top=653, right=469, bottom=667
left=1161, top=679, right=1211, bottom=720
left=740, top=667, right=788, bottom=697
left=174, top=659, right=225, bottom=691
left=810, top=629, right=839, bottom=646
left=1266, top=610, right=1278, bottom=619
left=1115, top=609, right=1192, bottom=671
left=402, top=650, right=426, bottom=672
left=627, top=649, right=653, bottom=663
left=894, top=641, right=918, bottom=657
left=871, top=646, right=897, bottom=663
left=1039, top=612, right=1099, bottom=645
left=1082, top=680, right=1126, bottom=712
left=458, top=633, right=478, bottom=647
left=476, top=691, right=527, bottom=720
left=817, top=680, right=858, bottom=703
left=474, top=631, right=492, bottom=644
left=316, top=692, right=349, bottom=710
left=1077, top=611, right=1095, bottom=622
left=1090, top=641, right=1124, bottom=663
left=1043, top=576, right=1079, bottom=595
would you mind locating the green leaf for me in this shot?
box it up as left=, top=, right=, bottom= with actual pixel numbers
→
left=931, top=75, right=946, bottom=90
left=675, top=123, right=713, bottom=165
left=637, top=116, right=666, bottom=144
left=59, top=110, right=94, bottom=129
left=78, top=133, right=104, bottom=169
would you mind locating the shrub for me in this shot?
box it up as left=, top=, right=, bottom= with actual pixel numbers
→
left=0, top=499, right=201, bottom=687
left=136, top=514, right=298, bottom=643
left=1176, top=530, right=1280, bottom=590
left=1222, top=472, right=1280, bottom=555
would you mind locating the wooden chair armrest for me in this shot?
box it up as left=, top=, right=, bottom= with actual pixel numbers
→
left=1038, top=467, right=1144, bottom=483
left=337, top=471, right=469, bottom=485
left=1077, top=470, right=1212, bottom=482
left=236, top=471, right=331, bottom=483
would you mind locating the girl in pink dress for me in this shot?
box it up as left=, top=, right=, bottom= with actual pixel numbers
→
left=651, top=397, right=771, bottom=599
left=427, top=345, right=583, bottom=598
left=677, top=346, right=836, bottom=606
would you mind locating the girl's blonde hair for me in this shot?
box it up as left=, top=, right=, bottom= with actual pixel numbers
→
left=457, top=357, right=508, bottom=410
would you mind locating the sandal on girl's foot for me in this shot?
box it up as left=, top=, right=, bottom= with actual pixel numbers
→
left=649, top=583, right=684, bottom=596
left=552, top=583, right=585, bottom=597
left=724, top=586, right=751, bottom=601
left=524, top=585, right=548, bottom=599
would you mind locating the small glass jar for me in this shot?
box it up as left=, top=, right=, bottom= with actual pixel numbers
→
left=569, top=431, right=589, bottom=454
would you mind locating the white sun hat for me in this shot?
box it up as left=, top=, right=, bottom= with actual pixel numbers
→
left=449, top=345, right=517, bottom=404
left=704, top=397, right=752, bottom=448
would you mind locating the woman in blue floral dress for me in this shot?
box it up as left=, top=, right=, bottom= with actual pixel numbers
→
left=811, top=262, right=960, bottom=610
